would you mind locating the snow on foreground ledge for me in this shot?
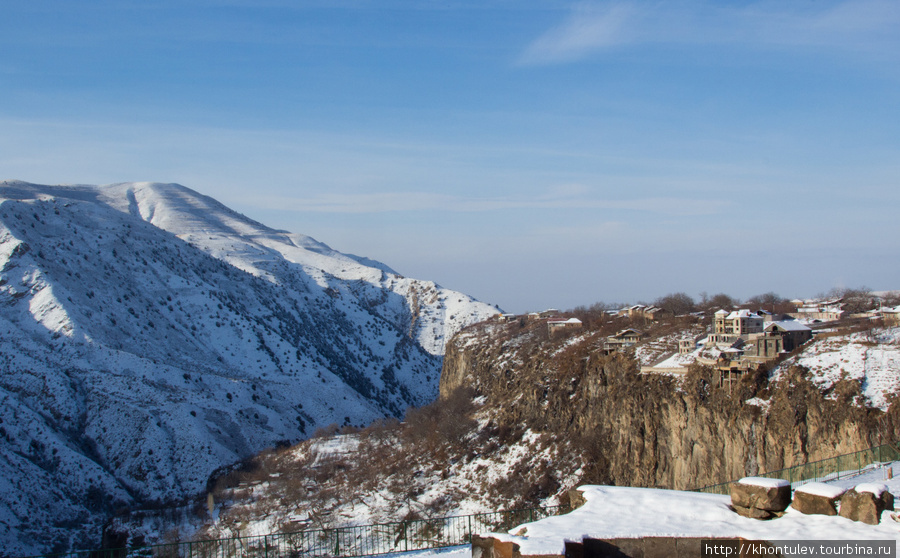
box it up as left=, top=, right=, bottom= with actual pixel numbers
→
left=795, top=482, right=847, bottom=500
left=485, top=486, right=900, bottom=556
left=738, top=477, right=790, bottom=489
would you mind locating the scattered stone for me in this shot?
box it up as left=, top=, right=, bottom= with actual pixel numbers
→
left=731, top=477, right=791, bottom=515
left=791, top=482, right=846, bottom=516
left=855, top=483, right=895, bottom=511
left=838, top=484, right=893, bottom=525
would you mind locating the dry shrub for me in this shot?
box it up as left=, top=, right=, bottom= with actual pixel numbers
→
left=313, top=423, right=340, bottom=438
left=402, top=387, right=477, bottom=454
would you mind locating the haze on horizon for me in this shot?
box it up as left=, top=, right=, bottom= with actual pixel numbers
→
left=2, top=1, right=898, bottom=314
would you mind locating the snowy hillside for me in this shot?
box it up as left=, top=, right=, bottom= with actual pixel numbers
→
left=771, top=327, right=900, bottom=411
left=0, top=180, right=497, bottom=555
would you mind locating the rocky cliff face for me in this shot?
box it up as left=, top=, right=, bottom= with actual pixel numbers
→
left=441, top=320, right=900, bottom=490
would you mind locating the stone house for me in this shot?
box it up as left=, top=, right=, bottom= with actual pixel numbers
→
left=603, top=328, right=646, bottom=353
left=617, top=304, right=672, bottom=321
left=708, top=309, right=764, bottom=345
left=547, top=317, right=582, bottom=333
left=881, top=306, right=900, bottom=326
left=788, top=299, right=844, bottom=322
left=742, top=320, right=813, bottom=362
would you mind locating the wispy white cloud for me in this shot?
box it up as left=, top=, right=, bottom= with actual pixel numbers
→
left=518, top=0, right=900, bottom=66
left=518, top=2, right=637, bottom=65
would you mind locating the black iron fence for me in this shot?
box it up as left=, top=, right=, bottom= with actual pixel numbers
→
left=33, top=505, right=568, bottom=558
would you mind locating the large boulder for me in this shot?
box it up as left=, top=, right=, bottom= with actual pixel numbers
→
left=791, top=482, right=846, bottom=516
left=731, top=477, right=791, bottom=516
left=838, top=484, right=894, bottom=525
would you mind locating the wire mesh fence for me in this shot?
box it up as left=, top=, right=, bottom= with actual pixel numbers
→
left=32, top=504, right=569, bottom=558
left=694, top=442, right=900, bottom=495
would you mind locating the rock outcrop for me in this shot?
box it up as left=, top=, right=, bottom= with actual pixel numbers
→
left=440, top=320, right=900, bottom=490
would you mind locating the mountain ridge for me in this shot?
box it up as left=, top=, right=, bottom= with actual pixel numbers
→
left=0, top=180, right=498, bottom=555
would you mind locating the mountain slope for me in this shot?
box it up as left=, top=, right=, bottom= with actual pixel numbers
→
left=175, top=317, right=900, bottom=550
left=0, top=180, right=498, bottom=555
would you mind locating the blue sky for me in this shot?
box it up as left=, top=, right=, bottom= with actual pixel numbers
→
left=2, top=1, right=898, bottom=313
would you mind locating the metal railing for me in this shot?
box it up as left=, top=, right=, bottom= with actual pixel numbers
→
left=37, top=441, right=900, bottom=558
left=694, top=442, right=900, bottom=495
left=32, top=504, right=569, bottom=558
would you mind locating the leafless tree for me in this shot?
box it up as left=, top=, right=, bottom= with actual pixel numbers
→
left=653, top=292, right=696, bottom=316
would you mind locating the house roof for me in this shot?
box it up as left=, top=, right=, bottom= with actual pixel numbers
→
left=726, top=309, right=761, bottom=320
left=548, top=318, right=582, bottom=325
left=614, top=328, right=643, bottom=337
left=765, top=320, right=811, bottom=332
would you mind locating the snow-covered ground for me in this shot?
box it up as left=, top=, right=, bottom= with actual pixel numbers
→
left=806, top=460, right=900, bottom=494
left=772, top=327, right=900, bottom=410
left=478, top=460, right=900, bottom=555
left=633, top=329, right=704, bottom=367
left=487, top=482, right=900, bottom=556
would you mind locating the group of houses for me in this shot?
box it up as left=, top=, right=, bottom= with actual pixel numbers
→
left=699, top=310, right=813, bottom=379
left=788, top=296, right=900, bottom=324
left=616, top=304, right=672, bottom=321
left=497, top=293, right=898, bottom=385
left=630, top=309, right=814, bottom=381
left=496, top=309, right=586, bottom=333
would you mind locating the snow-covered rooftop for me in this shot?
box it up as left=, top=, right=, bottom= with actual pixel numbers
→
left=547, top=318, right=582, bottom=325
left=765, top=320, right=811, bottom=332
left=726, top=309, right=762, bottom=320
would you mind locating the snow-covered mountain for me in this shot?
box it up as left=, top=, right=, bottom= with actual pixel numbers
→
left=0, top=180, right=498, bottom=555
